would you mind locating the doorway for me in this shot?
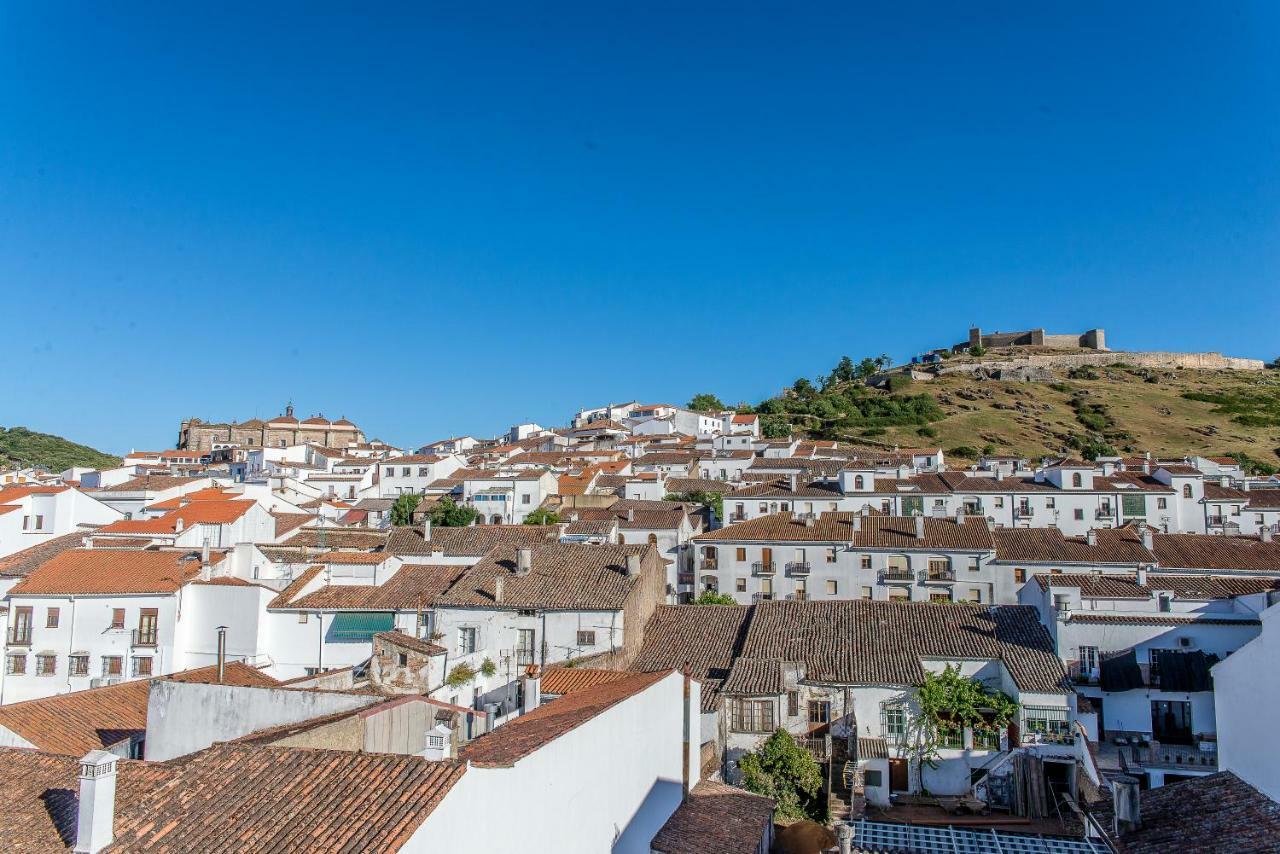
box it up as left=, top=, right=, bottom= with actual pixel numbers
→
left=1151, top=700, right=1193, bottom=745
left=889, top=759, right=909, bottom=793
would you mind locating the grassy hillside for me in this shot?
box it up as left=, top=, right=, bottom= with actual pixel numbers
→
left=0, top=426, right=121, bottom=473
left=738, top=355, right=1280, bottom=473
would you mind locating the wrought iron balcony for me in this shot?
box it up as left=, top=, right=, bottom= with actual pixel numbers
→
left=924, top=567, right=956, bottom=582
left=880, top=567, right=913, bottom=582
left=785, top=561, right=811, bottom=577
left=132, top=629, right=158, bottom=648
left=1096, top=508, right=1114, bottom=519
left=752, top=561, right=776, bottom=576
left=6, top=628, right=32, bottom=646
left=699, top=559, right=718, bottom=571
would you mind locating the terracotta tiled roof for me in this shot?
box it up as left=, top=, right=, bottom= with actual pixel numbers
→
left=541, top=666, right=637, bottom=695
left=461, top=670, right=671, bottom=767
left=384, top=524, right=557, bottom=557
left=8, top=548, right=224, bottom=596
left=1036, top=573, right=1280, bottom=600
left=1151, top=533, right=1280, bottom=572
left=1246, top=489, right=1280, bottom=509
left=631, top=605, right=753, bottom=711
left=1095, top=772, right=1280, bottom=853
left=381, top=454, right=445, bottom=464
left=0, top=663, right=276, bottom=755
left=144, top=486, right=239, bottom=509
left=374, top=630, right=445, bottom=656
left=727, top=478, right=844, bottom=498
left=564, top=499, right=689, bottom=530
left=105, top=744, right=466, bottom=851
left=634, top=452, right=703, bottom=467
left=694, top=512, right=995, bottom=551
left=738, top=600, right=1066, bottom=693
left=277, top=565, right=466, bottom=611
left=721, top=657, right=785, bottom=696
left=314, top=550, right=389, bottom=564
left=96, top=475, right=209, bottom=494
left=434, top=543, right=657, bottom=611
left=268, top=565, right=324, bottom=608
left=666, top=477, right=730, bottom=494
left=0, top=530, right=96, bottom=578
left=650, top=779, right=774, bottom=854
left=0, top=749, right=179, bottom=850
left=97, top=499, right=256, bottom=534
left=1204, top=483, right=1251, bottom=501
left=281, top=527, right=388, bottom=550
left=992, top=526, right=1156, bottom=565
left=272, top=511, right=315, bottom=538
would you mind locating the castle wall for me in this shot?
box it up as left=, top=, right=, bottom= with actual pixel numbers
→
left=939, top=350, right=1265, bottom=376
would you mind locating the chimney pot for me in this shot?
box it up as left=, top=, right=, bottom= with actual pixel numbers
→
left=215, top=625, right=228, bottom=682
left=74, top=750, right=118, bottom=854
left=516, top=547, right=533, bottom=576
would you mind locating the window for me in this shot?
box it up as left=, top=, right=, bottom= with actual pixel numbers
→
left=787, top=690, right=799, bottom=717
left=46, top=608, right=60, bottom=629
left=859, top=586, right=873, bottom=600
left=864, top=769, right=883, bottom=788
left=131, top=656, right=153, bottom=677
left=826, top=548, right=837, bottom=563
left=517, top=628, right=536, bottom=665
left=854, top=475, right=865, bottom=490
left=137, top=609, right=158, bottom=646
left=297, top=612, right=309, bottom=624
left=102, top=656, right=124, bottom=677
left=458, top=627, right=477, bottom=655
left=1158, top=594, right=1172, bottom=613
left=1045, top=497, right=1056, bottom=509
left=994, top=497, right=1004, bottom=509
left=1073, top=509, right=1084, bottom=521
left=759, top=577, right=773, bottom=596
left=397, top=653, right=409, bottom=667
left=736, top=548, right=747, bottom=562
left=1157, top=497, right=1167, bottom=510
left=1071, top=473, right=1083, bottom=488
left=967, top=589, right=982, bottom=603
left=927, top=557, right=950, bottom=578
left=648, top=533, right=658, bottom=546
left=1014, top=568, right=1027, bottom=584
left=735, top=578, right=747, bottom=593
left=808, top=700, right=830, bottom=724
left=69, top=655, right=89, bottom=677
left=385, top=467, right=396, bottom=478
left=36, top=654, right=56, bottom=676
left=1023, top=706, right=1072, bottom=743
left=1079, top=645, right=1099, bottom=676
left=888, top=587, right=909, bottom=600
left=882, top=705, right=906, bottom=742
left=860, top=554, right=872, bottom=569
left=576, top=630, right=596, bottom=646
left=6, top=654, right=26, bottom=675
left=1183, top=484, right=1193, bottom=498
left=401, top=467, right=411, bottom=477
left=968, top=557, right=980, bottom=572
left=110, top=609, right=126, bottom=630
left=826, top=579, right=838, bottom=595
left=522, top=494, right=531, bottom=505
left=758, top=503, right=768, bottom=514
left=731, top=699, right=775, bottom=733
left=1122, top=494, right=1147, bottom=519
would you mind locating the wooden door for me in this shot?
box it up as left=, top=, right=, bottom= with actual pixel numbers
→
left=889, top=758, right=909, bottom=792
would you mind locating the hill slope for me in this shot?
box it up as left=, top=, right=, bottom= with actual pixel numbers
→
left=740, top=355, right=1280, bottom=472
left=0, top=427, right=121, bottom=473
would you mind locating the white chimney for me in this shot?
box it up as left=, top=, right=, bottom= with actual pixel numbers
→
left=201, top=536, right=211, bottom=564
left=625, top=554, right=641, bottom=577
left=1262, top=526, right=1274, bottom=544
left=74, top=750, right=118, bottom=854
left=1086, top=529, right=1097, bottom=546
left=850, top=514, right=862, bottom=534
left=627, top=508, right=635, bottom=522
left=423, top=518, right=432, bottom=542
left=516, top=548, right=532, bottom=576
left=494, top=575, right=504, bottom=603
left=955, top=507, right=966, bottom=524
left=1141, top=526, right=1155, bottom=552
left=915, top=514, right=925, bottom=539
left=421, top=723, right=453, bottom=761
left=1136, top=565, right=1148, bottom=586
left=174, top=517, right=184, bottom=532
left=522, top=665, right=542, bottom=714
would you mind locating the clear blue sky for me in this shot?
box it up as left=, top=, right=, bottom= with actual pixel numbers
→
left=2, top=3, right=1277, bottom=454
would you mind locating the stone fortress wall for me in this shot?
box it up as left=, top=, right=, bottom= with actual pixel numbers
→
left=939, top=349, right=1266, bottom=377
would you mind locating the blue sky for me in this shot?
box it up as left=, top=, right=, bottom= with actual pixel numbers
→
left=1, top=3, right=1277, bottom=454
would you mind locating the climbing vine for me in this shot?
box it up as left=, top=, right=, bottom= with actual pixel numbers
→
left=445, top=663, right=477, bottom=688
left=904, top=664, right=1019, bottom=767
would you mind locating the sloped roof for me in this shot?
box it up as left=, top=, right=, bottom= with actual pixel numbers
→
left=650, top=779, right=774, bottom=854
left=0, top=530, right=96, bottom=579
left=1094, top=772, right=1280, bottom=853
left=275, top=565, right=466, bottom=611
left=434, top=543, right=655, bottom=611
left=694, top=512, right=995, bottom=551
left=9, top=549, right=224, bottom=596
left=631, top=605, right=754, bottom=711
left=1151, top=533, right=1280, bottom=572
left=993, top=526, right=1156, bottom=565
left=384, top=524, right=557, bottom=556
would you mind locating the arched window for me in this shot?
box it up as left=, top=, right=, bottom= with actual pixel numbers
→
left=854, top=475, right=864, bottom=490
left=1071, top=473, right=1083, bottom=488
left=490, top=515, right=503, bottom=525
left=1182, top=484, right=1193, bottom=498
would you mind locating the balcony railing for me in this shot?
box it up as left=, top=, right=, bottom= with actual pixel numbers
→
left=797, top=736, right=829, bottom=760
left=880, top=567, right=913, bottom=582
left=1014, top=506, right=1034, bottom=519
left=752, top=561, right=776, bottom=576
left=1096, top=508, right=1114, bottom=519
left=7, top=628, right=32, bottom=646
left=699, top=559, right=718, bottom=571
left=677, top=572, right=694, bottom=586
left=132, top=629, right=158, bottom=648
left=729, top=513, right=747, bottom=522
left=786, top=561, right=811, bottom=577
left=1067, top=660, right=1099, bottom=685
left=751, top=592, right=775, bottom=603
left=786, top=591, right=808, bottom=601
left=1119, top=742, right=1218, bottom=770
left=924, top=567, right=955, bottom=582
left=515, top=647, right=537, bottom=667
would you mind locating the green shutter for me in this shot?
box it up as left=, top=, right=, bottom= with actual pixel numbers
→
left=330, top=612, right=395, bottom=641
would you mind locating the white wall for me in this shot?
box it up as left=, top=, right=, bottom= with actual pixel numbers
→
left=1214, top=601, right=1280, bottom=800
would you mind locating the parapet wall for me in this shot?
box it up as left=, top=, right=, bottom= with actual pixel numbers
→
left=939, top=350, right=1265, bottom=376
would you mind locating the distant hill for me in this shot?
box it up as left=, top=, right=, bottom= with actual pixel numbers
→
left=734, top=352, right=1280, bottom=474
left=0, top=426, right=121, bottom=473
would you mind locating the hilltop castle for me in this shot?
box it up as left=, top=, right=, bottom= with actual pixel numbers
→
left=955, top=326, right=1107, bottom=352
left=177, top=404, right=365, bottom=453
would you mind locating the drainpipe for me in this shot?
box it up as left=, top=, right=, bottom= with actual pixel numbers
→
left=215, top=625, right=227, bottom=682
left=682, top=662, right=692, bottom=803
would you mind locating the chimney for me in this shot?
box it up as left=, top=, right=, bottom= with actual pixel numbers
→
left=423, top=518, right=432, bottom=542
left=175, top=517, right=184, bottom=532
left=494, top=575, right=504, bottom=603
left=1086, top=529, right=1097, bottom=546
left=627, top=508, right=635, bottom=523
left=556, top=521, right=569, bottom=541
left=915, top=514, right=925, bottom=539
left=850, top=514, right=862, bottom=535
left=1112, top=774, right=1142, bottom=836
left=522, top=664, right=541, bottom=714
left=421, top=723, right=453, bottom=761
left=1262, top=526, right=1274, bottom=544
left=837, top=824, right=854, bottom=854
left=1136, top=565, right=1148, bottom=586
left=682, top=663, right=692, bottom=803
left=215, top=625, right=227, bottom=682
left=516, top=547, right=532, bottom=576
left=82, top=536, right=93, bottom=549
left=201, top=536, right=211, bottom=565
left=955, top=506, right=966, bottom=524
left=1141, top=526, right=1155, bottom=552
left=625, top=554, right=641, bottom=577
left=74, top=750, right=118, bottom=854
left=789, top=473, right=797, bottom=491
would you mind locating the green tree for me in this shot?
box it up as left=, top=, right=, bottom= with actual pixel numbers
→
left=830, top=355, right=857, bottom=385
left=760, top=414, right=792, bottom=439
left=523, top=507, right=560, bottom=525
left=694, top=591, right=737, bottom=605
left=738, top=730, right=825, bottom=822
left=390, top=493, right=422, bottom=527
left=429, top=497, right=479, bottom=527
left=664, top=490, right=724, bottom=523
left=687, top=393, right=725, bottom=412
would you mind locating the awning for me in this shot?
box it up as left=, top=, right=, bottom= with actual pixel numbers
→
left=330, top=612, right=394, bottom=641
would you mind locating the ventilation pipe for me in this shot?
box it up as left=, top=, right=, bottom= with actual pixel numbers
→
left=74, top=751, right=118, bottom=854
left=215, top=625, right=228, bottom=682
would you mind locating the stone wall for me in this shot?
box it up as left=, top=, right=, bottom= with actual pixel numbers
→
left=939, top=350, right=1265, bottom=377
